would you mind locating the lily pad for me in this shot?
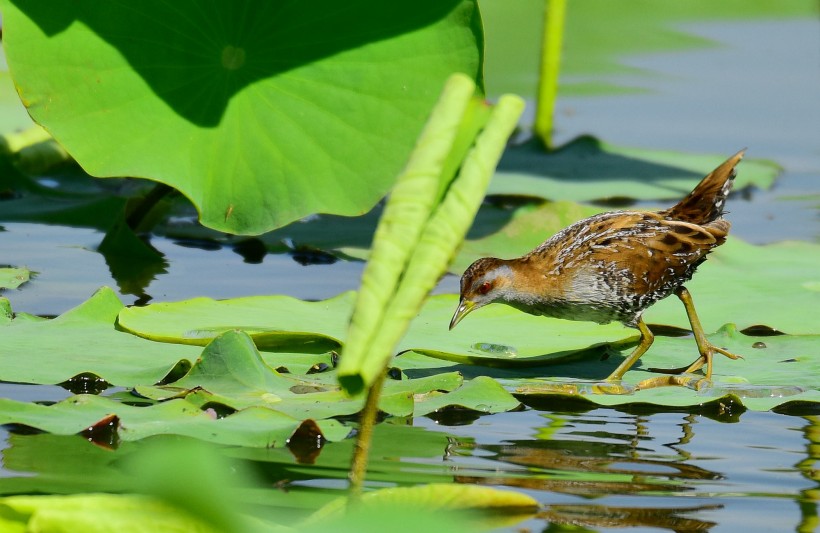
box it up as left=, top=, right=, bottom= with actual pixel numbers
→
left=489, top=137, right=780, bottom=203
left=414, top=376, right=520, bottom=416
left=119, top=292, right=636, bottom=366
left=506, top=325, right=820, bottom=411
left=135, top=329, right=466, bottom=419
left=2, top=0, right=482, bottom=234
left=0, top=286, right=201, bottom=386
left=0, top=266, right=29, bottom=290
left=119, top=291, right=354, bottom=348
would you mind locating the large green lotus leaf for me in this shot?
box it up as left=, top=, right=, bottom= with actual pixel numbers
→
left=0, top=286, right=202, bottom=386
left=0, top=44, right=34, bottom=133
left=512, top=325, right=820, bottom=412
left=489, top=137, right=779, bottom=202
left=0, top=393, right=349, bottom=447
left=119, top=292, right=636, bottom=365
left=645, top=240, right=820, bottom=334
left=0, top=267, right=29, bottom=290
left=1, top=1, right=482, bottom=234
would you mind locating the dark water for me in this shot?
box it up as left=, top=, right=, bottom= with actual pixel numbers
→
left=1, top=15, right=819, bottom=533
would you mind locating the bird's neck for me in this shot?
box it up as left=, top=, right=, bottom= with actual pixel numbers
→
left=496, top=257, right=566, bottom=307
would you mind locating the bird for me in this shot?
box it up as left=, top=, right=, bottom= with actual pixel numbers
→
left=450, top=150, right=746, bottom=382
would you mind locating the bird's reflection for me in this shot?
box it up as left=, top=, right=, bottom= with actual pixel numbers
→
left=449, top=410, right=725, bottom=531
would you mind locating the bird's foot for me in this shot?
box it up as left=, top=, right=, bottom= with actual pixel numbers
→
left=648, top=343, right=742, bottom=378
left=636, top=374, right=711, bottom=391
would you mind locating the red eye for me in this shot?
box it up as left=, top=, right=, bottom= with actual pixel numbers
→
left=478, top=281, right=492, bottom=295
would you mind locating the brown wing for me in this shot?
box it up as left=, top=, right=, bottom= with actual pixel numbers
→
left=532, top=211, right=724, bottom=301
left=621, top=214, right=728, bottom=298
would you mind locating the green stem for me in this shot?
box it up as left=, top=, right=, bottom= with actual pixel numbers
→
left=534, top=0, right=566, bottom=151
left=126, top=182, right=175, bottom=232
left=348, top=369, right=387, bottom=500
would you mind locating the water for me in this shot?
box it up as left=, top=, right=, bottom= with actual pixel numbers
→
left=1, top=14, right=819, bottom=533
left=416, top=408, right=817, bottom=532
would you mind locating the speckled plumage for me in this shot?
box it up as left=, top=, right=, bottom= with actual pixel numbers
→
left=451, top=150, right=746, bottom=381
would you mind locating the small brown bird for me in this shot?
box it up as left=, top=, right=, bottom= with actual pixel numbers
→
left=450, top=150, right=746, bottom=381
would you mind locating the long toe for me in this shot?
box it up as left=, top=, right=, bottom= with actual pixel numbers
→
left=647, top=355, right=706, bottom=375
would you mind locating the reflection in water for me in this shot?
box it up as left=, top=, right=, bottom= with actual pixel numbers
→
left=539, top=503, right=720, bottom=531
left=422, top=408, right=816, bottom=532
left=796, top=415, right=820, bottom=533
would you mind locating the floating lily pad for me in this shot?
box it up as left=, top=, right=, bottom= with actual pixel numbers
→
left=489, top=137, right=779, bottom=203
left=506, top=325, right=820, bottom=411
left=0, top=287, right=201, bottom=385
left=0, top=266, right=29, bottom=290
left=119, top=292, right=636, bottom=366
left=2, top=0, right=482, bottom=234
left=119, top=292, right=354, bottom=348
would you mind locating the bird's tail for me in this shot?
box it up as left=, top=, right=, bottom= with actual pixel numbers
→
left=662, top=149, right=745, bottom=225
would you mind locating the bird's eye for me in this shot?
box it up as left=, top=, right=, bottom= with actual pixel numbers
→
left=477, top=281, right=492, bottom=295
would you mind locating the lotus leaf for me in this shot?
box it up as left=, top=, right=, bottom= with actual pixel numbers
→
left=1, top=0, right=483, bottom=234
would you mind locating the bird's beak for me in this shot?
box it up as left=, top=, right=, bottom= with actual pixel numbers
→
left=449, top=299, right=476, bottom=330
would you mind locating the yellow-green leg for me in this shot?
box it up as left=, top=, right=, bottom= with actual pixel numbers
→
left=674, top=286, right=742, bottom=379
left=606, top=318, right=654, bottom=381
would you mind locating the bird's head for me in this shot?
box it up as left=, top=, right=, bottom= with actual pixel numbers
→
left=449, top=257, right=514, bottom=330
